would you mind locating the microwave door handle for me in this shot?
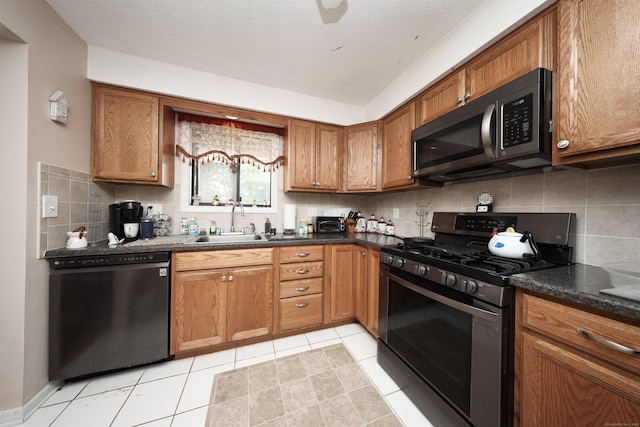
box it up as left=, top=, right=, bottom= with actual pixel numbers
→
left=481, top=104, right=496, bottom=157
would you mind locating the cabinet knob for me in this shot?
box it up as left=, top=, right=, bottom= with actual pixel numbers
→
left=464, top=92, right=472, bottom=100
left=557, top=139, right=570, bottom=149
left=296, top=253, right=310, bottom=257
left=295, top=303, right=310, bottom=308
left=150, top=172, right=156, bottom=177
left=295, top=286, right=310, bottom=292
left=295, top=269, right=310, bottom=275
left=221, top=275, right=227, bottom=282
left=228, top=275, right=234, bottom=282
left=456, top=97, right=463, bottom=104
left=407, top=176, right=413, bottom=180
left=361, top=251, right=366, bottom=257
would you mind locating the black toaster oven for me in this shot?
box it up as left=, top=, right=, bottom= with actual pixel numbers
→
left=314, top=216, right=345, bottom=233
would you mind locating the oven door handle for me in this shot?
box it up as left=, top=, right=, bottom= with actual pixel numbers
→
left=386, top=271, right=499, bottom=321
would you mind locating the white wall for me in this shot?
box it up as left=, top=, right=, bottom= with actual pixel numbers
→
left=366, top=0, right=555, bottom=119
left=0, top=0, right=90, bottom=417
left=0, top=33, right=28, bottom=413
left=86, top=0, right=555, bottom=125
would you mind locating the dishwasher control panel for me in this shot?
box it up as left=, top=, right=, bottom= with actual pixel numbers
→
left=49, top=252, right=170, bottom=269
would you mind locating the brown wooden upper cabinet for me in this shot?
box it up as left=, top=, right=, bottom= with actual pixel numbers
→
left=91, top=84, right=174, bottom=187
left=285, top=119, right=340, bottom=192
left=553, top=0, right=640, bottom=167
left=381, top=103, right=419, bottom=190
left=416, top=11, right=555, bottom=126
left=342, top=121, right=381, bottom=192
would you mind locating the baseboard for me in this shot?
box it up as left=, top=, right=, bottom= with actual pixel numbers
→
left=0, top=381, right=62, bottom=427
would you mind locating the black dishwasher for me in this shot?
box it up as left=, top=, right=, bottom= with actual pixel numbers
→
left=48, top=252, right=172, bottom=381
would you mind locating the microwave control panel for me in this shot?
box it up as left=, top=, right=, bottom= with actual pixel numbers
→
left=502, top=92, right=533, bottom=148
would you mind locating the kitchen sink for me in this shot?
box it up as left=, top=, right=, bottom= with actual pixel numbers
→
left=191, top=234, right=265, bottom=243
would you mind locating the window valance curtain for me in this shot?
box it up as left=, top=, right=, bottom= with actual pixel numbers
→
left=175, top=113, right=285, bottom=172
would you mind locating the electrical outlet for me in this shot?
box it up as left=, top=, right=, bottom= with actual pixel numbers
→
left=42, top=195, right=58, bottom=218
left=308, top=208, right=317, bottom=218
left=393, top=208, right=400, bottom=219
left=147, top=204, right=163, bottom=215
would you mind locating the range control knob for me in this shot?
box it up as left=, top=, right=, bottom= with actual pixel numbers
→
left=416, top=264, right=428, bottom=276
left=394, top=258, right=405, bottom=268
left=384, top=255, right=394, bottom=265
left=445, top=274, right=457, bottom=287
left=465, top=280, right=479, bottom=294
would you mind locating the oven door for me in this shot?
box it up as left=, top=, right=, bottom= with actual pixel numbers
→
left=379, top=266, right=511, bottom=427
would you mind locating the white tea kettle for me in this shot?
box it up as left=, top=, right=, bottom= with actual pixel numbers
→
left=488, top=229, right=541, bottom=260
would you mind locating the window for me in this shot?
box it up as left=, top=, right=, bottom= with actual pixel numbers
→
left=193, top=161, right=272, bottom=207
left=176, top=113, right=284, bottom=213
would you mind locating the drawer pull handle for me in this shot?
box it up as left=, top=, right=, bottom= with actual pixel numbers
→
left=295, top=303, right=309, bottom=308
left=295, top=269, right=310, bottom=274
left=296, top=253, right=310, bottom=257
left=295, top=286, right=310, bottom=292
left=576, top=328, right=640, bottom=355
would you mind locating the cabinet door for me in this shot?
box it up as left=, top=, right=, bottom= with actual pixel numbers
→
left=227, top=266, right=273, bottom=341
left=519, top=332, right=640, bottom=426
left=416, top=70, right=466, bottom=125
left=316, top=123, right=340, bottom=191
left=366, top=248, right=380, bottom=338
left=344, top=122, right=380, bottom=192
left=465, top=13, right=554, bottom=103
left=287, top=119, right=317, bottom=190
left=91, top=85, right=160, bottom=183
left=554, top=0, right=640, bottom=165
left=381, top=103, right=416, bottom=190
left=327, top=244, right=356, bottom=322
left=171, top=271, right=226, bottom=354
left=354, top=247, right=368, bottom=325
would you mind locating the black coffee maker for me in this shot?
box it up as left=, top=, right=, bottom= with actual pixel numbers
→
left=109, top=201, right=143, bottom=241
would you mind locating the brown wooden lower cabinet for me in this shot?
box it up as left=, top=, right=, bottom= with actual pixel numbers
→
left=277, top=245, right=325, bottom=333
left=171, top=249, right=274, bottom=355
left=354, top=246, right=380, bottom=338
left=171, top=243, right=382, bottom=356
left=326, top=244, right=356, bottom=322
left=515, top=290, right=640, bottom=426
left=279, top=294, right=323, bottom=332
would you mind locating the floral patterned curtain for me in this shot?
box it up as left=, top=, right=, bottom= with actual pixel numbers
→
left=175, top=116, right=285, bottom=172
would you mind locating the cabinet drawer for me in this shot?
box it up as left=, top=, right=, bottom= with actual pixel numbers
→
left=280, top=277, right=323, bottom=298
left=174, top=248, right=273, bottom=271
left=279, top=294, right=323, bottom=332
left=279, top=261, right=323, bottom=281
left=280, top=245, right=324, bottom=263
left=522, top=293, right=640, bottom=374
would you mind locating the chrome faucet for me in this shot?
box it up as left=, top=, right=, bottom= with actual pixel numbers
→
left=231, top=202, right=244, bottom=232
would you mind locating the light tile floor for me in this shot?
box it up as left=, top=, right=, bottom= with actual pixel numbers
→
left=18, top=323, right=433, bottom=427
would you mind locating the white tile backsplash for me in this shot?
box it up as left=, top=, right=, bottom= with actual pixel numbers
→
left=372, top=164, right=640, bottom=267
left=41, top=162, right=640, bottom=267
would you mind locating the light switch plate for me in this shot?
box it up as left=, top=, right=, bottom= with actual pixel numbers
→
left=393, top=208, right=400, bottom=219
left=42, top=195, right=58, bottom=218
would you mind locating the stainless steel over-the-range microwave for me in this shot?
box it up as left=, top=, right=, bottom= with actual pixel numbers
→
left=412, top=68, right=552, bottom=182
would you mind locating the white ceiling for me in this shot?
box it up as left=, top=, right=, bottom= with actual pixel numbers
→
left=45, top=0, right=487, bottom=107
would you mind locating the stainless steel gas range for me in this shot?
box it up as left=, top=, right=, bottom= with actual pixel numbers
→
left=378, top=212, right=575, bottom=427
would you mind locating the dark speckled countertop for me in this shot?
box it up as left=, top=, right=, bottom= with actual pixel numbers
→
left=511, top=264, right=640, bottom=321
left=44, top=232, right=402, bottom=260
